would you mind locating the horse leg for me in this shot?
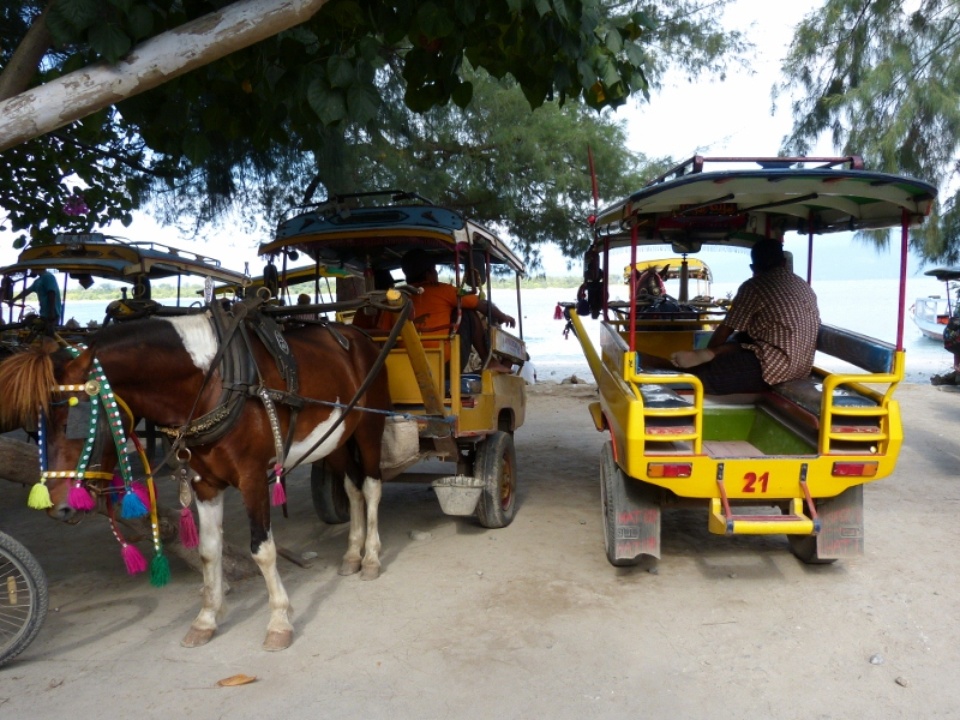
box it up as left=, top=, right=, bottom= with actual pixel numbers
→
left=245, top=500, right=294, bottom=651
left=359, top=474, right=383, bottom=580
left=182, top=492, right=225, bottom=648
left=351, top=425, right=385, bottom=580
left=339, top=474, right=366, bottom=577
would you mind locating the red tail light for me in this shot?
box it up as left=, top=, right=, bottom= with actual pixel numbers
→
left=831, top=462, right=878, bottom=477
left=647, top=463, right=692, bottom=478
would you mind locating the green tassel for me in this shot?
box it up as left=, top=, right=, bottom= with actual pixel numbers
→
left=149, top=552, right=170, bottom=588
left=27, top=482, right=53, bottom=510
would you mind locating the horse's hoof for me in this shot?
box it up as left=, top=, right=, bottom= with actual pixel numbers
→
left=360, top=564, right=381, bottom=581
left=339, top=560, right=361, bottom=576
left=263, top=629, right=293, bottom=652
left=181, top=627, right=215, bottom=648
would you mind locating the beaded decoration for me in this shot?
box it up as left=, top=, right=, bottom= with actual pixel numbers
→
left=37, top=344, right=169, bottom=586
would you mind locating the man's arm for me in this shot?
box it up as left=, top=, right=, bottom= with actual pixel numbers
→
left=476, top=298, right=515, bottom=328
left=706, top=323, right=735, bottom=352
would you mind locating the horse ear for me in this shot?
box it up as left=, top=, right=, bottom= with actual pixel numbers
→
left=660, top=264, right=670, bottom=279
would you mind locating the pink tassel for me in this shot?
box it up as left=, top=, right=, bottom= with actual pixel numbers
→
left=130, top=481, right=151, bottom=510
left=271, top=479, right=286, bottom=507
left=121, top=543, right=148, bottom=575
left=179, top=506, right=199, bottom=549
left=69, top=482, right=96, bottom=511
left=554, top=303, right=563, bottom=320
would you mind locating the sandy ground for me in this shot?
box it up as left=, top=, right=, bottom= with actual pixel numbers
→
left=1, top=381, right=959, bottom=719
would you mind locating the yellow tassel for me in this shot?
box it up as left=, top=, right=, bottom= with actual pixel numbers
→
left=28, top=482, right=53, bottom=510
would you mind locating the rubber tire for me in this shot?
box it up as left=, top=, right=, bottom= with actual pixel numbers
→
left=310, top=461, right=350, bottom=525
left=788, top=534, right=838, bottom=565
left=0, top=531, right=49, bottom=667
left=600, top=441, right=642, bottom=567
left=475, top=431, right=518, bottom=529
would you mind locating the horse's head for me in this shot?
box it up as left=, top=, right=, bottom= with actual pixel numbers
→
left=633, top=264, right=670, bottom=299
left=0, top=343, right=122, bottom=521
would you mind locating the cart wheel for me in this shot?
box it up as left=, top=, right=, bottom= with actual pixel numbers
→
left=600, top=442, right=641, bottom=567
left=310, top=461, right=350, bottom=525
left=475, top=431, right=517, bottom=529
left=787, top=535, right=838, bottom=565
left=0, top=531, right=48, bottom=667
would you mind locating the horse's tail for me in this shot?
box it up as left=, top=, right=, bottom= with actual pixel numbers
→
left=0, top=346, right=56, bottom=429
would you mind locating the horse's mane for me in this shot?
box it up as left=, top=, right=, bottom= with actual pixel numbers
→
left=0, top=345, right=56, bottom=428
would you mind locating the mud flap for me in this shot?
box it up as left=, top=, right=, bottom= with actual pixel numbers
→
left=601, top=442, right=661, bottom=564
left=814, top=484, right=864, bottom=559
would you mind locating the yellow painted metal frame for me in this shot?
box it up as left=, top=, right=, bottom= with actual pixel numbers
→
left=372, top=294, right=526, bottom=442
left=566, top=307, right=904, bottom=536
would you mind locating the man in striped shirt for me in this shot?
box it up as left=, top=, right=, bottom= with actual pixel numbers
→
left=670, top=239, right=820, bottom=394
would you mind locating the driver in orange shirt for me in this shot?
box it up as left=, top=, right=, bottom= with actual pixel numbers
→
left=400, top=249, right=515, bottom=372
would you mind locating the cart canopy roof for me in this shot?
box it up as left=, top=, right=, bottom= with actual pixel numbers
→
left=260, top=191, right=525, bottom=278
left=1, top=233, right=249, bottom=286
left=623, top=257, right=713, bottom=283
left=924, top=267, right=960, bottom=282
left=592, top=156, right=938, bottom=254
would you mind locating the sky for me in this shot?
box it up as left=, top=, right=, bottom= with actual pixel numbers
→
left=0, top=0, right=929, bottom=282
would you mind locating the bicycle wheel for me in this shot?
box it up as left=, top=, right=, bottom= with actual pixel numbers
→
left=0, top=530, right=48, bottom=667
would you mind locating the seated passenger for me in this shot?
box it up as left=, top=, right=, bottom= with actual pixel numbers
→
left=669, top=239, right=820, bottom=394
left=400, top=249, right=515, bottom=372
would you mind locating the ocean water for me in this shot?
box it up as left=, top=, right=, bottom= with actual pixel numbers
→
left=502, top=279, right=956, bottom=385
left=45, top=276, right=955, bottom=385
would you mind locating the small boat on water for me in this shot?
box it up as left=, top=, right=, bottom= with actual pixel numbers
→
left=911, top=267, right=960, bottom=340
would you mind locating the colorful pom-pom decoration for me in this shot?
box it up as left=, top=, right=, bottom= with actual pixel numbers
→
left=130, top=481, right=151, bottom=509
left=179, top=506, right=199, bottom=549
left=121, top=543, right=148, bottom=575
left=150, top=552, right=170, bottom=588
left=120, top=487, right=148, bottom=519
left=271, top=479, right=287, bottom=507
left=27, top=482, right=53, bottom=510
left=68, top=482, right=96, bottom=511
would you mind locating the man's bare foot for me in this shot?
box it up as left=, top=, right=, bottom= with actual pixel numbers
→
left=671, top=349, right=715, bottom=369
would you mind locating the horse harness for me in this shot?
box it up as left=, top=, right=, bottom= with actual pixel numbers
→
left=47, top=292, right=410, bottom=505
left=153, top=294, right=328, bottom=476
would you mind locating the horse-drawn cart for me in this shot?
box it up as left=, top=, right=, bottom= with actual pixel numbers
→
left=0, top=232, right=249, bottom=347
left=563, top=155, right=937, bottom=566
left=259, top=191, right=529, bottom=528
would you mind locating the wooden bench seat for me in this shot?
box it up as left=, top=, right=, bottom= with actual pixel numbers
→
left=763, top=324, right=895, bottom=436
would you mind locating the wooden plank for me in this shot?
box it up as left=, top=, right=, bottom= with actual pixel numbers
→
left=703, top=440, right=761, bottom=458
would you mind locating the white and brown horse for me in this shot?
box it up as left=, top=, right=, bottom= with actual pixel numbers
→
left=0, top=308, right=391, bottom=651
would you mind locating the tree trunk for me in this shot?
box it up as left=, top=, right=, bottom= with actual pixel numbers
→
left=0, top=0, right=330, bottom=152
left=0, top=2, right=55, bottom=103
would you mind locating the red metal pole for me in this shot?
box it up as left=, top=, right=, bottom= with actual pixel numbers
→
left=628, top=226, right=638, bottom=353
left=896, top=209, right=909, bottom=351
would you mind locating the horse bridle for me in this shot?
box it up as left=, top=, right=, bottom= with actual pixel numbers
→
left=36, top=344, right=169, bottom=585
left=38, top=345, right=136, bottom=499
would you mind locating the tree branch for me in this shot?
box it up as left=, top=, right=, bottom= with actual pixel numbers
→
left=0, top=1, right=55, bottom=103
left=0, top=0, right=331, bottom=152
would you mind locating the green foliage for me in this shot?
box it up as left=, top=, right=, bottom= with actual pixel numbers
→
left=0, top=127, right=145, bottom=247
left=1, top=0, right=743, bottom=263
left=778, top=0, right=960, bottom=262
